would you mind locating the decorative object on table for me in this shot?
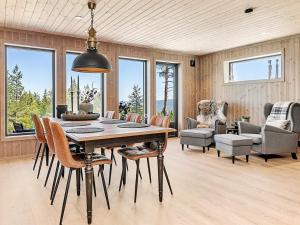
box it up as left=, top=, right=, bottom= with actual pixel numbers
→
left=79, top=87, right=98, bottom=113
left=241, top=115, right=250, bottom=123
left=71, top=1, right=112, bottom=73
left=66, top=127, right=104, bottom=133
left=61, top=122, right=91, bottom=127
left=100, top=119, right=127, bottom=124
left=61, top=113, right=100, bottom=121
left=56, top=105, right=68, bottom=119
left=119, top=101, right=131, bottom=120
left=117, top=123, right=150, bottom=128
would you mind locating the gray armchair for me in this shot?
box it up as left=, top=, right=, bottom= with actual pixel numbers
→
left=186, top=100, right=228, bottom=137
left=238, top=102, right=300, bottom=162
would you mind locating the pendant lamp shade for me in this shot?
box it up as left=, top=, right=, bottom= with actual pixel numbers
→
left=71, top=1, right=112, bottom=73
left=72, top=49, right=111, bottom=73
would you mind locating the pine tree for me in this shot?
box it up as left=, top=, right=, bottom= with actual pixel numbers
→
left=7, top=65, right=24, bottom=101
left=128, top=85, right=144, bottom=115
left=157, top=64, right=175, bottom=116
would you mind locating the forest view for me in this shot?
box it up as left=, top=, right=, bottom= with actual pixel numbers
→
left=7, top=65, right=53, bottom=134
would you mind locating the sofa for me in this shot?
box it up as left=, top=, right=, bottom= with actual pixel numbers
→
left=238, top=102, right=300, bottom=162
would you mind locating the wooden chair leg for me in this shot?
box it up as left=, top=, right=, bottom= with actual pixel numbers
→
left=134, top=160, right=140, bottom=203
left=76, top=169, right=81, bottom=196
left=147, top=158, right=152, bottom=183
left=80, top=168, right=84, bottom=181
left=45, top=144, right=49, bottom=166
left=50, top=161, right=60, bottom=200
left=33, top=143, right=42, bottom=171
left=119, top=157, right=125, bottom=191
left=108, top=152, right=113, bottom=186
left=123, top=158, right=127, bottom=185
left=37, top=144, right=46, bottom=179
left=51, top=166, right=63, bottom=205
left=59, top=169, right=73, bottom=225
left=44, top=154, right=55, bottom=187
left=100, top=166, right=110, bottom=210
left=92, top=171, right=97, bottom=197
left=181, top=144, right=184, bottom=151
left=97, top=165, right=101, bottom=177
left=111, top=149, right=117, bottom=166
left=202, top=147, right=205, bottom=153
left=232, top=156, right=235, bottom=164
left=163, top=165, right=173, bottom=195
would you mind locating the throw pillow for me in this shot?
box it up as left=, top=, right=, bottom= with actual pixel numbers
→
left=265, top=117, right=290, bottom=130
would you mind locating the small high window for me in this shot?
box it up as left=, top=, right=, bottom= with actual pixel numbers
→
left=224, top=53, right=283, bottom=83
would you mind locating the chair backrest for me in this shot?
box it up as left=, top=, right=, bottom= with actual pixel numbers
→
left=32, top=114, right=46, bottom=143
left=126, top=113, right=142, bottom=123
left=50, top=122, right=80, bottom=168
left=265, top=102, right=300, bottom=133
left=105, top=111, right=115, bottom=119
left=149, top=115, right=170, bottom=128
left=42, top=117, right=55, bottom=154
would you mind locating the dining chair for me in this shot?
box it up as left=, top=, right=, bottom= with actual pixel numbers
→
left=32, top=114, right=48, bottom=179
left=98, top=112, right=143, bottom=186
left=104, top=111, right=115, bottom=119
left=50, top=122, right=112, bottom=224
left=117, top=115, right=173, bottom=203
left=126, top=113, right=142, bottom=123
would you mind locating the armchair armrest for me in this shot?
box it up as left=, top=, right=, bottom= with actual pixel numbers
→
left=215, top=119, right=226, bottom=134
left=238, top=121, right=261, bottom=134
left=263, top=124, right=294, bottom=134
left=186, top=117, right=197, bottom=129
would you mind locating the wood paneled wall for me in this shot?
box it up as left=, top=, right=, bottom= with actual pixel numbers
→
left=0, top=27, right=199, bottom=159
left=198, top=34, right=300, bottom=126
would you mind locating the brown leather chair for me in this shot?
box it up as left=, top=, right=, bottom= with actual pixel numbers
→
left=50, top=121, right=112, bottom=225
left=126, top=113, right=142, bottom=123
left=104, top=111, right=115, bottom=119
left=32, top=114, right=48, bottom=179
left=117, top=115, right=173, bottom=203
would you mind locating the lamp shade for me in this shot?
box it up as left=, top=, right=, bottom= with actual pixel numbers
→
left=71, top=49, right=112, bottom=73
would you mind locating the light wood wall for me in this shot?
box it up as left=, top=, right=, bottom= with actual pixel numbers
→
left=198, top=34, right=300, bottom=126
left=0, top=27, right=199, bottom=159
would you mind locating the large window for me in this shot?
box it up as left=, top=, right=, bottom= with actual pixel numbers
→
left=65, top=52, right=104, bottom=115
left=118, top=58, right=147, bottom=119
left=156, top=62, right=178, bottom=135
left=5, top=45, right=55, bottom=135
left=224, top=53, right=283, bottom=83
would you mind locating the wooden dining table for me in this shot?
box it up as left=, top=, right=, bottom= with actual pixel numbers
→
left=54, top=117, right=175, bottom=224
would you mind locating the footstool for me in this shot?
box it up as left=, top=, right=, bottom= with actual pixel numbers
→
left=180, top=129, right=213, bottom=152
left=214, top=134, right=253, bottom=164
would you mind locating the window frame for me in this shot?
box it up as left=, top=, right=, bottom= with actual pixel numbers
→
left=65, top=51, right=105, bottom=116
left=224, top=51, right=285, bottom=84
left=118, top=57, right=148, bottom=117
left=4, top=44, right=56, bottom=136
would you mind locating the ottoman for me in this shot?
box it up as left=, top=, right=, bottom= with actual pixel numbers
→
left=180, top=129, right=213, bottom=152
left=214, top=134, right=253, bottom=164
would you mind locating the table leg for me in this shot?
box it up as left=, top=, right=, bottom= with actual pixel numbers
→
left=85, top=152, right=93, bottom=224
left=157, top=142, right=164, bottom=202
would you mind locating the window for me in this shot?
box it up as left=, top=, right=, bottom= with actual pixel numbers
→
left=118, top=58, right=147, bottom=119
left=224, top=53, right=283, bottom=83
left=156, top=62, right=178, bottom=136
left=5, top=45, right=55, bottom=136
left=65, top=52, right=104, bottom=115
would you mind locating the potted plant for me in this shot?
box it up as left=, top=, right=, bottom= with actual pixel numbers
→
left=79, top=88, right=98, bottom=113
left=241, top=115, right=250, bottom=123
left=119, top=101, right=131, bottom=120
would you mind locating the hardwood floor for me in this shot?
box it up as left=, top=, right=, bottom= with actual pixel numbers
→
left=1, top=138, right=300, bottom=225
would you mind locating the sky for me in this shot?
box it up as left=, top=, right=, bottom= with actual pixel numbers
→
left=231, top=55, right=281, bottom=81
left=7, top=46, right=174, bottom=103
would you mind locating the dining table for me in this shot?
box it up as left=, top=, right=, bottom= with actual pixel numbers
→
left=54, top=117, right=176, bottom=224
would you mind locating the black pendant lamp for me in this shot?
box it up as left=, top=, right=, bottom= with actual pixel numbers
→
left=72, top=1, right=112, bottom=73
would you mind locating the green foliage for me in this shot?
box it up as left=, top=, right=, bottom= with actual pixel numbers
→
left=128, top=85, right=144, bottom=116
left=7, top=65, right=53, bottom=133
left=157, top=110, right=174, bottom=122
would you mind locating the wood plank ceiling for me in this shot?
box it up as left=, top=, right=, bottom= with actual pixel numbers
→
left=0, top=0, right=300, bottom=55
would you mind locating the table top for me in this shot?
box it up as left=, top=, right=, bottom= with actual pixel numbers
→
left=52, top=117, right=176, bottom=142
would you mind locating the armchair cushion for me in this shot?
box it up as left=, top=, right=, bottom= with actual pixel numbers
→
left=180, top=129, right=213, bottom=138
left=240, top=133, right=262, bottom=144
left=265, top=117, right=290, bottom=130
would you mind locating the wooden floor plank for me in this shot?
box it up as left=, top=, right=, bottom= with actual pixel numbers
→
left=1, top=138, right=300, bottom=225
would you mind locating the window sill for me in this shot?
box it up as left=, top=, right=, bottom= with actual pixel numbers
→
left=223, top=78, right=284, bottom=86
left=2, top=134, right=36, bottom=142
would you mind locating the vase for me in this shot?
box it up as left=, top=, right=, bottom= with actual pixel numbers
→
left=79, top=103, right=93, bottom=114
